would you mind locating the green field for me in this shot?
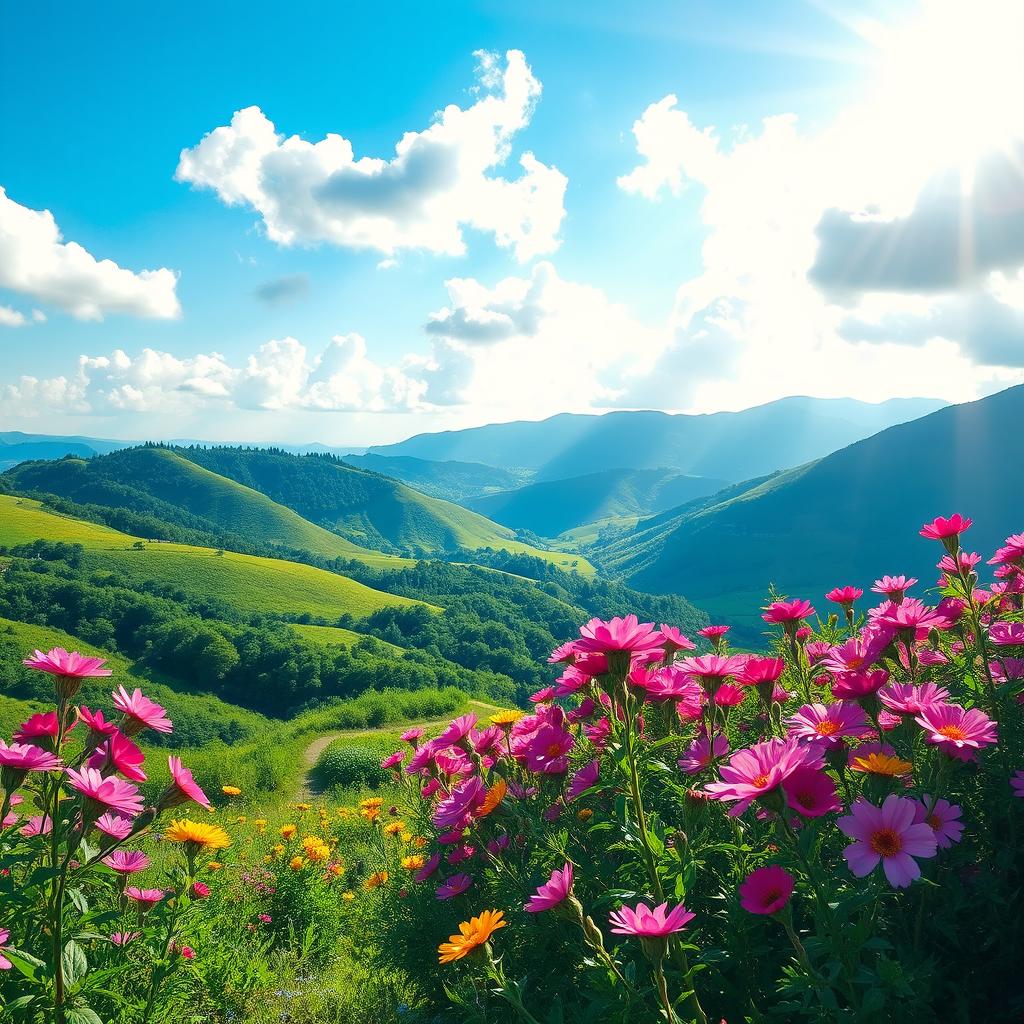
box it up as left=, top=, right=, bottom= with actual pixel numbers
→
left=0, top=495, right=438, bottom=620
left=290, top=622, right=406, bottom=653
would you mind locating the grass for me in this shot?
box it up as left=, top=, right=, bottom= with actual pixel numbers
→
left=290, top=623, right=406, bottom=653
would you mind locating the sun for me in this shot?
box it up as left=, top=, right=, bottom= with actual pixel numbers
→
left=863, top=0, right=1024, bottom=190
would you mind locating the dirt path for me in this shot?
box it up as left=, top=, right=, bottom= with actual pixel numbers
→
left=293, top=698, right=502, bottom=800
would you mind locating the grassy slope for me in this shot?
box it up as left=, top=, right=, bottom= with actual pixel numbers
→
left=0, top=495, right=437, bottom=619
left=290, top=623, right=406, bottom=653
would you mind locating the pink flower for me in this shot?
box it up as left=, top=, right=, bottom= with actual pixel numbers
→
left=827, top=586, right=863, bottom=606
left=938, top=551, right=981, bottom=574
left=109, top=932, right=141, bottom=946
left=95, top=813, right=134, bottom=840
left=660, top=624, right=696, bottom=653
left=878, top=682, right=950, bottom=715
left=192, top=881, right=211, bottom=898
left=830, top=669, right=890, bottom=700
left=23, top=648, right=112, bottom=678
left=1012, top=771, right=1024, bottom=799
left=405, top=741, right=438, bottom=776
left=698, top=625, right=730, bottom=640
left=530, top=686, right=556, bottom=704
left=678, top=734, right=728, bottom=774
left=400, top=727, right=425, bottom=744
left=66, top=767, right=144, bottom=818
left=523, top=723, right=575, bottom=775
left=548, top=640, right=578, bottom=664
left=0, top=740, right=63, bottom=775
left=871, top=575, right=918, bottom=600
left=158, top=756, right=210, bottom=811
left=989, top=534, right=1024, bottom=567
left=524, top=862, right=573, bottom=913
left=0, top=928, right=10, bottom=970
left=14, top=712, right=68, bottom=744
left=990, top=658, right=1024, bottom=683
left=414, top=852, right=442, bottom=882
left=89, top=731, right=146, bottom=783
left=712, top=683, right=747, bottom=708
left=738, top=657, right=785, bottom=687
left=112, top=686, right=172, bottom=736
left=914, top=704, right=997, bottom=757
left=762, top=599, right=816, bottom=625
left=705, top=737, right=824, bottom=816
left=912, top=796, right=963, bottom=849
left=178, top=945, right=195, bottom=959
left=447, top=843, right=476, bottom=865
left=554, top=666, right=591, bottom=696
left=920, top=514, right=972, bottom=542
left=874, top=599, right=951, bottom=637
left=20, top=815, right=53, bottom=837
left=635, top=665, right=703, bottom=703
left=78, top=707, right=119, bottom=740
left=575, top=615, right=664, bottom=658
left=566, top=759, right=601, bottom=801
left=257, top=913, right=271, bottom=923
left=124, top=886, right=165, bottom=905
left=821, top=635, right=887, bottom=675
left=435, top=714, right=478, bottom=748
left=380, top=750, right=406, bottom=770
left=837, top=795, right=937, bottom=887
left=677, top=653, right=748, bottom=686
left=786, top=702, right=870, bottom=747
left=435, top=873, right=473, bottom=900
left=609, top=901, right=695, bottom=937
left=584, top=717, right=611, bottom=749
left=433, top=777, right=486, bottom=830
left=102, top=850, right=151, bottom=874
left=989, top=622, right=1024, bottom=646
left=739, top=866, right=794, bottom=915
left=781, top=768, right=840, bottom=818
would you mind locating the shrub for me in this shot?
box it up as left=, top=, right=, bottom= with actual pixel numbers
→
left=312, top=743, right=389, bottom=791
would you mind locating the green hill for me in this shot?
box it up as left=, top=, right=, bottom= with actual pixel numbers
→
left=468, top=467, right=729, bottom=537
left=590, top=385, right=1024, bottom=637
left=341, top=453, right=529, bottom=502
left=0, top=495, right=434, bottom=620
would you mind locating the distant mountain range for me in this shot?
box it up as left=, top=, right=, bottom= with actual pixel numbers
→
left=341, top=453, right=529, bottom=502
left=0, top=431, right=132, bottom=470
left=367, top=397, right=947, bottom=482
left=586, top=385, right=1024, bottom=638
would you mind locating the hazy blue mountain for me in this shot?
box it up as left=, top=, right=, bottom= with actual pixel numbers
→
left=0, top=432, right=132, bottom=470
left=590, top=386, right=1024, bottom=638
left=468, top=467, right=730, bottom=537
left=368, top=396, right=947, bottom=482
left=342, top=453, right=529, bottom=502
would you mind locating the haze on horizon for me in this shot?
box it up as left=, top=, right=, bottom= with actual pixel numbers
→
left=2, top=0, right=1023, bottom=446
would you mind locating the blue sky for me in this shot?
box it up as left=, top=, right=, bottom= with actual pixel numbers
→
left=2, top=0, right=1022, bottom=443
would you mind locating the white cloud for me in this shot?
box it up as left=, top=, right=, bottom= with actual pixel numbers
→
left=0, top=304, right=28, bottom=327
left=0, top=187, right=181, bottom=321
left=175, top=50, right=567, bottom=263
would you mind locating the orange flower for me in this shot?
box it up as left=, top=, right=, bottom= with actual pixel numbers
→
left=577, top=808, right=594, bottom=822
left=360, top=807, right=381, bottom=822
left=438, top=910, right=506, bottom=964
left=475, top=779, right=507, bottom=819
left=383, top=821, right=405, bottom=836
left=851, top=752, right=913, bottom=777
left=280, top=824, right=297, bottom=839
left=364, top=870, right=389, bottom=890
left=289, top=856, right=305, bottom=871
left=222, top=785, right=241, bottom=796
left=401, top=854, right=426, bottom=871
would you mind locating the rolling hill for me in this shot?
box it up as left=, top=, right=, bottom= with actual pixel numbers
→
left=341, top=452, right=529, bottom=502
left=368, top=397, right=946, bottom=482
left=590, top=385, right=1024, bottom=635
left=0, top=494, right=434, bottom=620
left=468, top=467, right=730, bottom=537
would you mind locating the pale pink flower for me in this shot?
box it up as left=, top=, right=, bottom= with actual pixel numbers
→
left=677, top=653, right=748, bottom=686
left=609, top=901, right=695, bottom=937
left=786, top=702, right=870, bottom=747
left=102, top=850, right=151, bottom=874
left=912, top=796, right=964, bottom=849
left=112, top=686, right=172, bottom=736
left=838, top=795, right=937, bottom=887
left=110, top=932, right=141, bottom=946
left=66, top=767, right=144, bottom=817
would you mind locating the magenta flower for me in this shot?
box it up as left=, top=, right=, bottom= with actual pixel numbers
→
left=435, top=714, right=478, bottom=748
left=705, top=737, right=824, bottom=816
left=820, top=635, right=887, bottom=675
left=110, top=931, right=141, bottom=946
left=609, top=901, right=695, bottom=937
left=712, top=683, right=747, bottom=708
left=786, top=702, right=870, bottom=747
left=548, top=640, right=578, bottom=664
left=112, top=686, right=172, bottom=736
left=400, top=727, right=425, bottom=745
left=435, top=873, right=473, bottom=900
left=523, top=723, right=575, bottom=774
left=637, top=665, right=704, bottom=702
left=737, top=657, right=785, bottom=687
left=914, top=704, right=997, bottom=757
left=380, top=750, right=406, bottom=770
left=989, top=622, right=1024, bottom=646
left=525, top=862, right=573, bottom=913
left=584, top=717, right=611, bottom=749
left=878, top=682, right=950, bottom=715
left=575, top=615, right=664, bottom=658
left=838, top=795, right=937, bottom=887
left=0, top=740, right=63, bottom=776
left=0, top=928, right=11, bottom=971
left=566, top=758, right=601, bottom=801
left=660, top=624, right=696, bottom=653
left=102, top=850, right=151, bottom=874
left=678, top=653, right=748, bottom=687
left=530, top=686, right=556, bottom=704
left=78, top=707, right=119, bottom=740
left=158, top=756, right=210, bottom=811
left=88, top=731, right=146, bottom=783
left=782, top=767, right=840, bottom=818
left=1012, top=771, right=1024, bottom=799
left=433, top=777, right=486, bottom=830
left=831, top=669, right=890, bottom=700
left=920, top=514, right=972, bottom=541
left=95, top=812, right=135, bottom=840
left=124, top=886, right=164, bottom=905
left=871, top=575, right=918, bottom=601
left=414, top=852, right=442, bottom=882
left=13, top=712, right=67, bottom=744
left=192, top=882, right=211, bottom=898
left=698, top=625, right=730, bottom=640
left=826, top=586, right=863, bottom=607
left=66, top=767, right=144, bottom=818
left=678, top=733, right=729, bottom=774
left=762, top=599, right=815, bottom=625
left=739, top=866, right=794, bottom=915
left=912, top=796, right=963, bottom=849
left=875, top=599, right=952, bottom=638
left=405, top=741, right=438, bottom=776
left=22, top=647, right=112, bottom=699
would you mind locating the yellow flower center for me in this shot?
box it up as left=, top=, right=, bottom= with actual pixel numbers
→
left=937, top=724, right=967, bottom=742
left=869, top=828, right=903, bottom=857
left=815, top=721, right=840, bottom=736
left=752, top=773, right=770, bottom=788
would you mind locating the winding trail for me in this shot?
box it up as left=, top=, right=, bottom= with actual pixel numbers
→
left=294, top=698, right=503, bottom=800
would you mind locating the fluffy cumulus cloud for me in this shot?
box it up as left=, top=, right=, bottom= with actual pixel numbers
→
left=175, top=50, right=566, bottom=262
left=1, top=336, right=433, bottom=419
left=614, top=10, right=1024, bottom=413
left=0, top=187, right=180, bottom=321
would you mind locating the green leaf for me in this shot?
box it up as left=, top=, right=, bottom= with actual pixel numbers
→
left=66, top=1009, right=103, bottom=1024
left=62, top=940, right=87, bottom=989
left=3, top=948, right=45, bottom=982
left=69, top=888, right=89, bottom=914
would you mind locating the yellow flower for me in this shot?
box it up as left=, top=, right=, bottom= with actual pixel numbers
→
left=360, top=807, right=381, bottom=822
left=359, top=797, right=384, bottom=810
left=342, top=891, right=355, bottom=901
left=280, top=824, right=297, bottom=839
left=164, top=819, right=231, bottom=851
left=222, top=785, right=241, bottom=796
left=272, top=843, right=285, bottom=856
left=412, top=836, right=427, bottom=849
left=207, top=861, right=223, bottom=871
left=401, top=854, right=426, bottom=871
left=401, top=832, right=413, bottom=843
left=490, top=710, right=523, bottom=726
left=302, top=836, right=331, bottom=863
left=438, top=910, right=506, bottom=964
left=289, top=856, right=305, bottom=871
left=851, top=752, right=913, bottom=777
left=577, top=808, right=594, bottom=822
left=235, top=815, right=248, bottom=824
left=253, top=819, right=267, bottom=831
left=295, top=803, right=312, bottom=812
left=327, top=863, right=344, bottom=877
left=364, top=870, right=388, bottom=890
left=383, top=821, right=405, bottom=836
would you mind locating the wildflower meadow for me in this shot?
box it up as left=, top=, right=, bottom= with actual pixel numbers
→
left=1, top=514, right=1023, bottom=1022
